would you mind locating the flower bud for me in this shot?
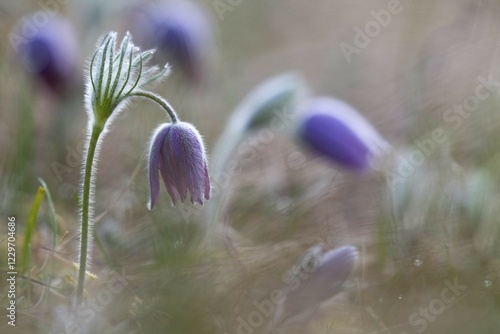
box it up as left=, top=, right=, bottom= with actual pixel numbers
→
left=132, top=0, right=212, bottom=83
left=298, top=97, right=390, bottom=170
left=148, top=122, right=210, bottom=208
left=280, top=245, right=358, bottom=319
left=15, top=14, right=78, bottom=93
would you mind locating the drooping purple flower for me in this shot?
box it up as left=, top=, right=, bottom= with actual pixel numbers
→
left=280, top=245, right=359, bottom=319
left=298, top=97, right=390, bottom=170
left=132, top=0, right=212, bottom=83
left=148, top=122, right=210, bottom=209
left=15, top=14, right=78, bottom=93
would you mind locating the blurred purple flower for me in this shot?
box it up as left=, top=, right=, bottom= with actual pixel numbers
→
left=281, top=245, right=358, bottom=318
left=133, top=0, right=212, bottom=83
left=16, top=14, right=78, bottom=93
left=298, top=97, right=390, bottom=170
left=148, top=122, right=210, bottom=209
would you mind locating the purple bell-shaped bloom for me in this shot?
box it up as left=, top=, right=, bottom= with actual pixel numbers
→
left=133, top=0, right=212, bottom=82
left=298, top=97, right=390, bottom=170
left=148, top=122, right=210, bottom=209
left=16, top=14, right=78, bottom=93
left=279, top=245, right=359, bottom=320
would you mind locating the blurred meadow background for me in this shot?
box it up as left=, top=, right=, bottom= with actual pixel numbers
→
left=1, top=0, right=500, bottom=333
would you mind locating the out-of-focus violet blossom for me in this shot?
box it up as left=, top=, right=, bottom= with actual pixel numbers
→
left=148, top=122, right=210, bottom=209
left=277, top=245, right=359, bottom=321
left=16, top=14, right=78, bottom=93
left=132, top=0, right=212, bottom=82
left=298, top=97, right=390, bottom=171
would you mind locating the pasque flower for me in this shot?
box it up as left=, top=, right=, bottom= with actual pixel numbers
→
left=16, top=14, right=78, bottom=93
left=276, top=245, right=359, bottom=321
left=298, top=97, right=390, bottom=170
left=148, top=122, right=210, bottom=208
left=76, top=32, right=207, bottom=303
left=132, top=0, right=212, bottom=82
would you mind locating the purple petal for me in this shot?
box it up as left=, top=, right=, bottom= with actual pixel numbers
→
left=157, top=125, right=184, bottom=205
left=159, top=156, right=181, bottom=205
left=164, top=125, right=189, bottom=202
left=180, top=126, right=205, bottom=204
left=147, top=125, right=170, bottom=209
left=204, top=162, right=211, bottom=201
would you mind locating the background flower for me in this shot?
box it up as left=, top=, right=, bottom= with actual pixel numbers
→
left=131, top=0, right=213, bottom=83
left=16, top=14, right=78, bottom=93
left=298, top=97, right=390, bottom=170
left=278, top=245, right=358, bottom=320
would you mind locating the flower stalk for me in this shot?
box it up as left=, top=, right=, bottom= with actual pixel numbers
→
left=76, top=32, right=183, bottom=304
left=129, top=90, right=178, bottom=123
left=76, top=124, right=102, bottom=303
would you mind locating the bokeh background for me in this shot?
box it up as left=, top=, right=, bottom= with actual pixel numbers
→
left=1, top=0, right=500, bottom=333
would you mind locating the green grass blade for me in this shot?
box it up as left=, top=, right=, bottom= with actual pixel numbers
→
left=21, top=186, right=46, bottom=274
left=37, top=178, right=58, bottom=247
left=37, top=178, right=58, bottom=304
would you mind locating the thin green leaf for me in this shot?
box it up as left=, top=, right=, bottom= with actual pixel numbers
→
left=21, top=186, right=46, bottom=274
left=38, top=178, right=58, bottom=304
left=38, top=178, right=58, bottom=246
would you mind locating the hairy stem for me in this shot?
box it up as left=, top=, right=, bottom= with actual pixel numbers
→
left=76, top=124, right=102, bottom=304
left=128, top=91, right=179, bottom=123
